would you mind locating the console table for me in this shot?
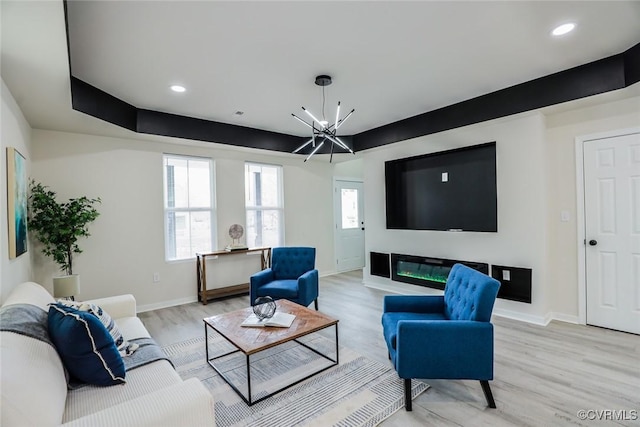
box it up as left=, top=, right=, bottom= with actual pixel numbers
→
left=196, top=247, right=271, bottom=305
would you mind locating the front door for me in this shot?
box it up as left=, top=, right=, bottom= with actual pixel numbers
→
left=334, top=180, right=365, bottom=272
left=584, top=131, right=640, bottom=334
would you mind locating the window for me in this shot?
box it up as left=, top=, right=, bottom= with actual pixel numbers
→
left=245, top=163, right=284, bottom=248
left=341, top=188, right=359, bottom=229
left=164, top=155, right=215, bottom=260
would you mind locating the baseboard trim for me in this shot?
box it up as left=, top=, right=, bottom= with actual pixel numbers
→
left=492, top=309, right=582, bottom=326
left=492, top=308, right=549, bottom=325
left=319, top=269, right=338, bottom=278
left=137, top=296, right=198, bottom=313
left=548, top=312, right=580, bottom=325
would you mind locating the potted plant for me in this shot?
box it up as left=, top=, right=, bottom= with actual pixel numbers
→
left=28, top=180, right=101, bottom=298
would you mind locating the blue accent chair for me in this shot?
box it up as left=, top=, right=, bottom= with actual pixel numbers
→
left=381, top=263, right=500, bottom=411
left=250, top=247, right=319, bottom=309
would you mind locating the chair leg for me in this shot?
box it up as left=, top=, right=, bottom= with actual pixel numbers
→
left=480, top=380, right=496, bottom=408
left=404, top=378, right=412, bottom=411
left=314, top=299, right=318, bottom=311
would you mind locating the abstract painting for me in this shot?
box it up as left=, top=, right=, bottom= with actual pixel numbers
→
left=7, top=147, right=27, bottom=258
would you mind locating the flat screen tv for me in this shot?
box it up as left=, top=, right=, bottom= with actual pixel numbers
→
left=385, top=142, right=497, bottom=232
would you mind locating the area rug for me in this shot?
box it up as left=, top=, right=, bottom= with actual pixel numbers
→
left=162, top=334, right=428, bottom=427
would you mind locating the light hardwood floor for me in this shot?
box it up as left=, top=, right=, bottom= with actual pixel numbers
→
left=140, top=271, right=640, bottom=427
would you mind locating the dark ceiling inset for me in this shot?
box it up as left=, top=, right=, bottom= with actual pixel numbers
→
left=69, top=42, right=640, bottom=154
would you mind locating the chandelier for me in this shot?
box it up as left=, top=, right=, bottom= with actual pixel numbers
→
left=291, top=75, right=355, bottom=162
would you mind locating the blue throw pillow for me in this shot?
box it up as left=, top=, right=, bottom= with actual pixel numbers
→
left=56, top=300, right=139, bottom=356
left=48, top=303, right=126, bottom=386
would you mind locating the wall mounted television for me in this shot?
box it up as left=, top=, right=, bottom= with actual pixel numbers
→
left=385, top=142, right=497, bottom=232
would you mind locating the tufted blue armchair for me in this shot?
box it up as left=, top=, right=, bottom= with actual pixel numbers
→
left=250, top=247, right=319, bottom=309
left=381, top=263, right=500, bottom=411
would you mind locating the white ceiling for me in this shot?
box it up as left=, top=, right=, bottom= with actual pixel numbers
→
left=2, top=1, right=640, bottom=143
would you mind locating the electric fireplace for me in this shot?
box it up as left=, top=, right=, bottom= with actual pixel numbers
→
left=391, top=253, right=489, bottom=290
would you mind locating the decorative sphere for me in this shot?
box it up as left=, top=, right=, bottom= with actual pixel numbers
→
left=253, top=296, right=276, bottom=320
left=229, top=224, right=244, bottom=240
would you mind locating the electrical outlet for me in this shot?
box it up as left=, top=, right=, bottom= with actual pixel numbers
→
left=502, top=270, right=511, bottom=281
left=153, top=272, right=160, bottom=283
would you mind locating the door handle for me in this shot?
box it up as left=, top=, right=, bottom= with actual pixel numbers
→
left=588, top=239, right=598, bottom=246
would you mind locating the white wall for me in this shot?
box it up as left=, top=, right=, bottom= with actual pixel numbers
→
left=30, top=130, right=335, bottom=311
left=362, top=113, right=551, bottom=323
left=333, top=157, right=364, bottom=180
left=1, top=78, right=32, bottom=303
left=545, top=95, right=640, bottom=321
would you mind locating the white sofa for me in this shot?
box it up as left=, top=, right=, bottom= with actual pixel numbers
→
left=0, top=281, right=215, bottom=427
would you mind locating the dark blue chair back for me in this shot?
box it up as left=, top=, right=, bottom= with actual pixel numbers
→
left=444, top=264, right=500, bottom=322
left=272, top=247, right=316, bottom=280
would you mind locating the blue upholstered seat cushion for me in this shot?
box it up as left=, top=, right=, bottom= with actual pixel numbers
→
left=258, top=279, right=299, bottom=299
left=382, top=311, right=447, bottom=350
left=47, top=303, right=126, bottom=386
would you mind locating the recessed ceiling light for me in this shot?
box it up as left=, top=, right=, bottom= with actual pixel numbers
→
left=170, top=85, right=186, bottom=93
left=552, top=23, right=576, bottom=36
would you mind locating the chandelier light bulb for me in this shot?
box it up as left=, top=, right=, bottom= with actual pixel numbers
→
left=302, top=107, right=326, bottom=129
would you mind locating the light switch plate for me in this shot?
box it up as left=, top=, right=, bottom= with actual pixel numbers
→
left=441, top=172, right=448, bottom=182
left=502, top=270, right=511, bottom=281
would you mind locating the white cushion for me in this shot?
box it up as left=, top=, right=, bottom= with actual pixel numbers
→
left=2, top=282, right=55, bottom=310
left=62, top=379, right=215, bottom=427
left=84, top=294, right=136, bottom=319
left=63, top=360, right=182, bottom=422
left=115, top=316, right=151, bottom=341
left=0, top=332, right=68, bottom=427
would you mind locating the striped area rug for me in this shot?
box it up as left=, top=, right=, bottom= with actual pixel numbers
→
left=162, top=334, right=428, bottom=427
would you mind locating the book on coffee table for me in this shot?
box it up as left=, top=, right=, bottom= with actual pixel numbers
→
left=241, top=312, right=296, bottom=328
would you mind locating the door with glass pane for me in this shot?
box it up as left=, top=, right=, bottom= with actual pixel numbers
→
left=334, top=180, right=365, bottom=272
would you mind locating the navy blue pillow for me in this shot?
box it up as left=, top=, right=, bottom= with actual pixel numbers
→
left=48, top=303, right=125, bottom=386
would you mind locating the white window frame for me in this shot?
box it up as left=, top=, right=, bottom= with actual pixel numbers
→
left=163, top=154, right=216, bottom=261
left=245, top=162, right=285, bottom=248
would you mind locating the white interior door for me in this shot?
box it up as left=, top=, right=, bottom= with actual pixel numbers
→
left=334, top=180, right=365, bottom=272
left=584, top=131, right=640, bottom=334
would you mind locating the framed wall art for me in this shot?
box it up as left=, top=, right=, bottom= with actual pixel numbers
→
left=7, top=147, right=27, bottom=258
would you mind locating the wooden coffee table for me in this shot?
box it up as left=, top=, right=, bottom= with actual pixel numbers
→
left=203, top=299, right=339, bottom=405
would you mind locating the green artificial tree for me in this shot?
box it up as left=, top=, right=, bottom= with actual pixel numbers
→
left=28, top=180, right=101, bottom=275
